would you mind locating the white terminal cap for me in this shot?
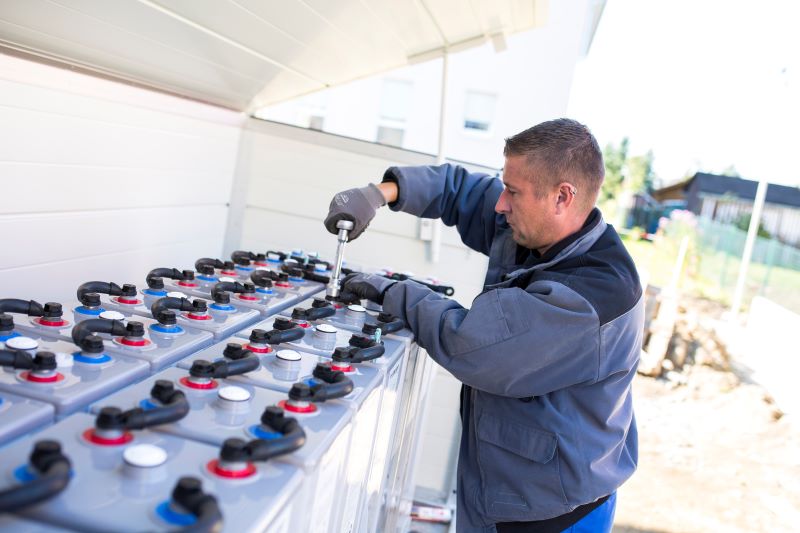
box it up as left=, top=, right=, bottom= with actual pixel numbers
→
left=166, top=291, right=185, bottom=298
left=218, top=386, right=251, bottom=402
left=276, top=349, right=301, bottom=362
left=347, top=305, right=366, bottom=313
left=123, top=444, right=168, bottom=468
left=99, top=310, right=125, bottom=321
left=6, top=337, right=38, bottom=350
left=316, top=324, right=337, bottom=334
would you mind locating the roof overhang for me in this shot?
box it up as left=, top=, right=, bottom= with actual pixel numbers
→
left=0, top=0, right=553, bottom=112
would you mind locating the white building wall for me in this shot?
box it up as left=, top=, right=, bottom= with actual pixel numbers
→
left=441, top=0, right=589, bottom=167
left=0, top=53, right=244, bottom=303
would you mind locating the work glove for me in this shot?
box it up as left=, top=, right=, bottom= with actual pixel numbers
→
left=339, top=273, right=396, bottom=305
left=324, top=184, right=386, bottom=240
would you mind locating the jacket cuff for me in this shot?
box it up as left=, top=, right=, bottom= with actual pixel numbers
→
left=381, top=281, right=405, bottom=318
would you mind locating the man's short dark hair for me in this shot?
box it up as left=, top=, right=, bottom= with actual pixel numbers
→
left=504, top=118, right=605, bottom=205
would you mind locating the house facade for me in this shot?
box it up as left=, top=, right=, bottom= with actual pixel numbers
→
left=654, top=172, right=800, bottom=246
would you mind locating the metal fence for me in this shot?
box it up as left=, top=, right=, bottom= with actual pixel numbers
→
left=690, top=218, right=800, bottom=314
left=696, top=218, right=800, bottom=270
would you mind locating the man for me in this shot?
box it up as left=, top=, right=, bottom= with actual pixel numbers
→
left=325, top=118, right=642, bottom=532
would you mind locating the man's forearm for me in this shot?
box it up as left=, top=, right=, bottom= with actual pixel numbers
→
left=377, top=181, right=398, bottom=204
left=379, top=164, right=502, bottom=256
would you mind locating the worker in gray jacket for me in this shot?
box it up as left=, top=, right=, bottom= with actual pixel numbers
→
left=325, top=118, right=643, bottom=532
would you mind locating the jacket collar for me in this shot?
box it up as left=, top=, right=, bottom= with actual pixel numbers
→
left=504, top=208, right=607, bottom=281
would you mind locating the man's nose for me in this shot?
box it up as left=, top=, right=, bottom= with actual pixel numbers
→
left=495, top=189, right=510, bottom=214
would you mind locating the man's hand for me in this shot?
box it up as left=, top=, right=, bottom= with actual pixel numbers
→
left=339, top=273, right=396, bottom=305
left=324, top=184, right=386, bottom=240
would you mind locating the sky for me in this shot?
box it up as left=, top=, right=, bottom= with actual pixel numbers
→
left=567, top=0, right=800, bottom=187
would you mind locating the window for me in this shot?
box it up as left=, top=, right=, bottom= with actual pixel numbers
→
left=380, top=80, right=413, bottom=122
left=307, top=115, right=325, bottom=131
left=463, top=91, right=497, bottom=132
left=375, top=79, right=412, bottom=147
left=376, top=125, right=405, bottom=147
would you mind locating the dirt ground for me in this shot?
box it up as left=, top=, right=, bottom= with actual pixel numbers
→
left=613, top=299, right=800, bottom=533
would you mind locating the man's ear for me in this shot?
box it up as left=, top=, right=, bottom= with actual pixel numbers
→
left=554, top=182, right=576, bottom=214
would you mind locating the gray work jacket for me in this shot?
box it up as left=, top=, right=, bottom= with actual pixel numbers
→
left=381, top=163, right=642, bottom=532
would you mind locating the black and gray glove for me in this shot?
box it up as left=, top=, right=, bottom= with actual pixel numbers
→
left=339, top=273, right=396, bottom=305
left=324, top=184, right=386, bottom=240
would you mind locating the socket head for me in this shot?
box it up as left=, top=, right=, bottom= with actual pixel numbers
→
left=336, top=220, right=354, bottom=231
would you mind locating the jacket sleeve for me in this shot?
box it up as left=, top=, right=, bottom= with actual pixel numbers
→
left=382, top=279, right=602, bottom=398
left=383, top=163, right=504, bottom=256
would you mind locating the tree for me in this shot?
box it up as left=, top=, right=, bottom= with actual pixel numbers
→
left=600, top=138, right=655, bottom=201
left=734, top=213, right=771, bottom=238
left=627, top=149, right=655, bottom=193
left=601, top=137, right=628, bottom=202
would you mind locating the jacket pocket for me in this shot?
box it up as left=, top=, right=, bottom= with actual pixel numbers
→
left=476, top=413, right=569, bottom=522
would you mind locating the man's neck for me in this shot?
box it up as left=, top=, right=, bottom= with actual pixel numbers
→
left=536, top=211, right=593, bottom=256
left=528, top=209, right=600, bottom=263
